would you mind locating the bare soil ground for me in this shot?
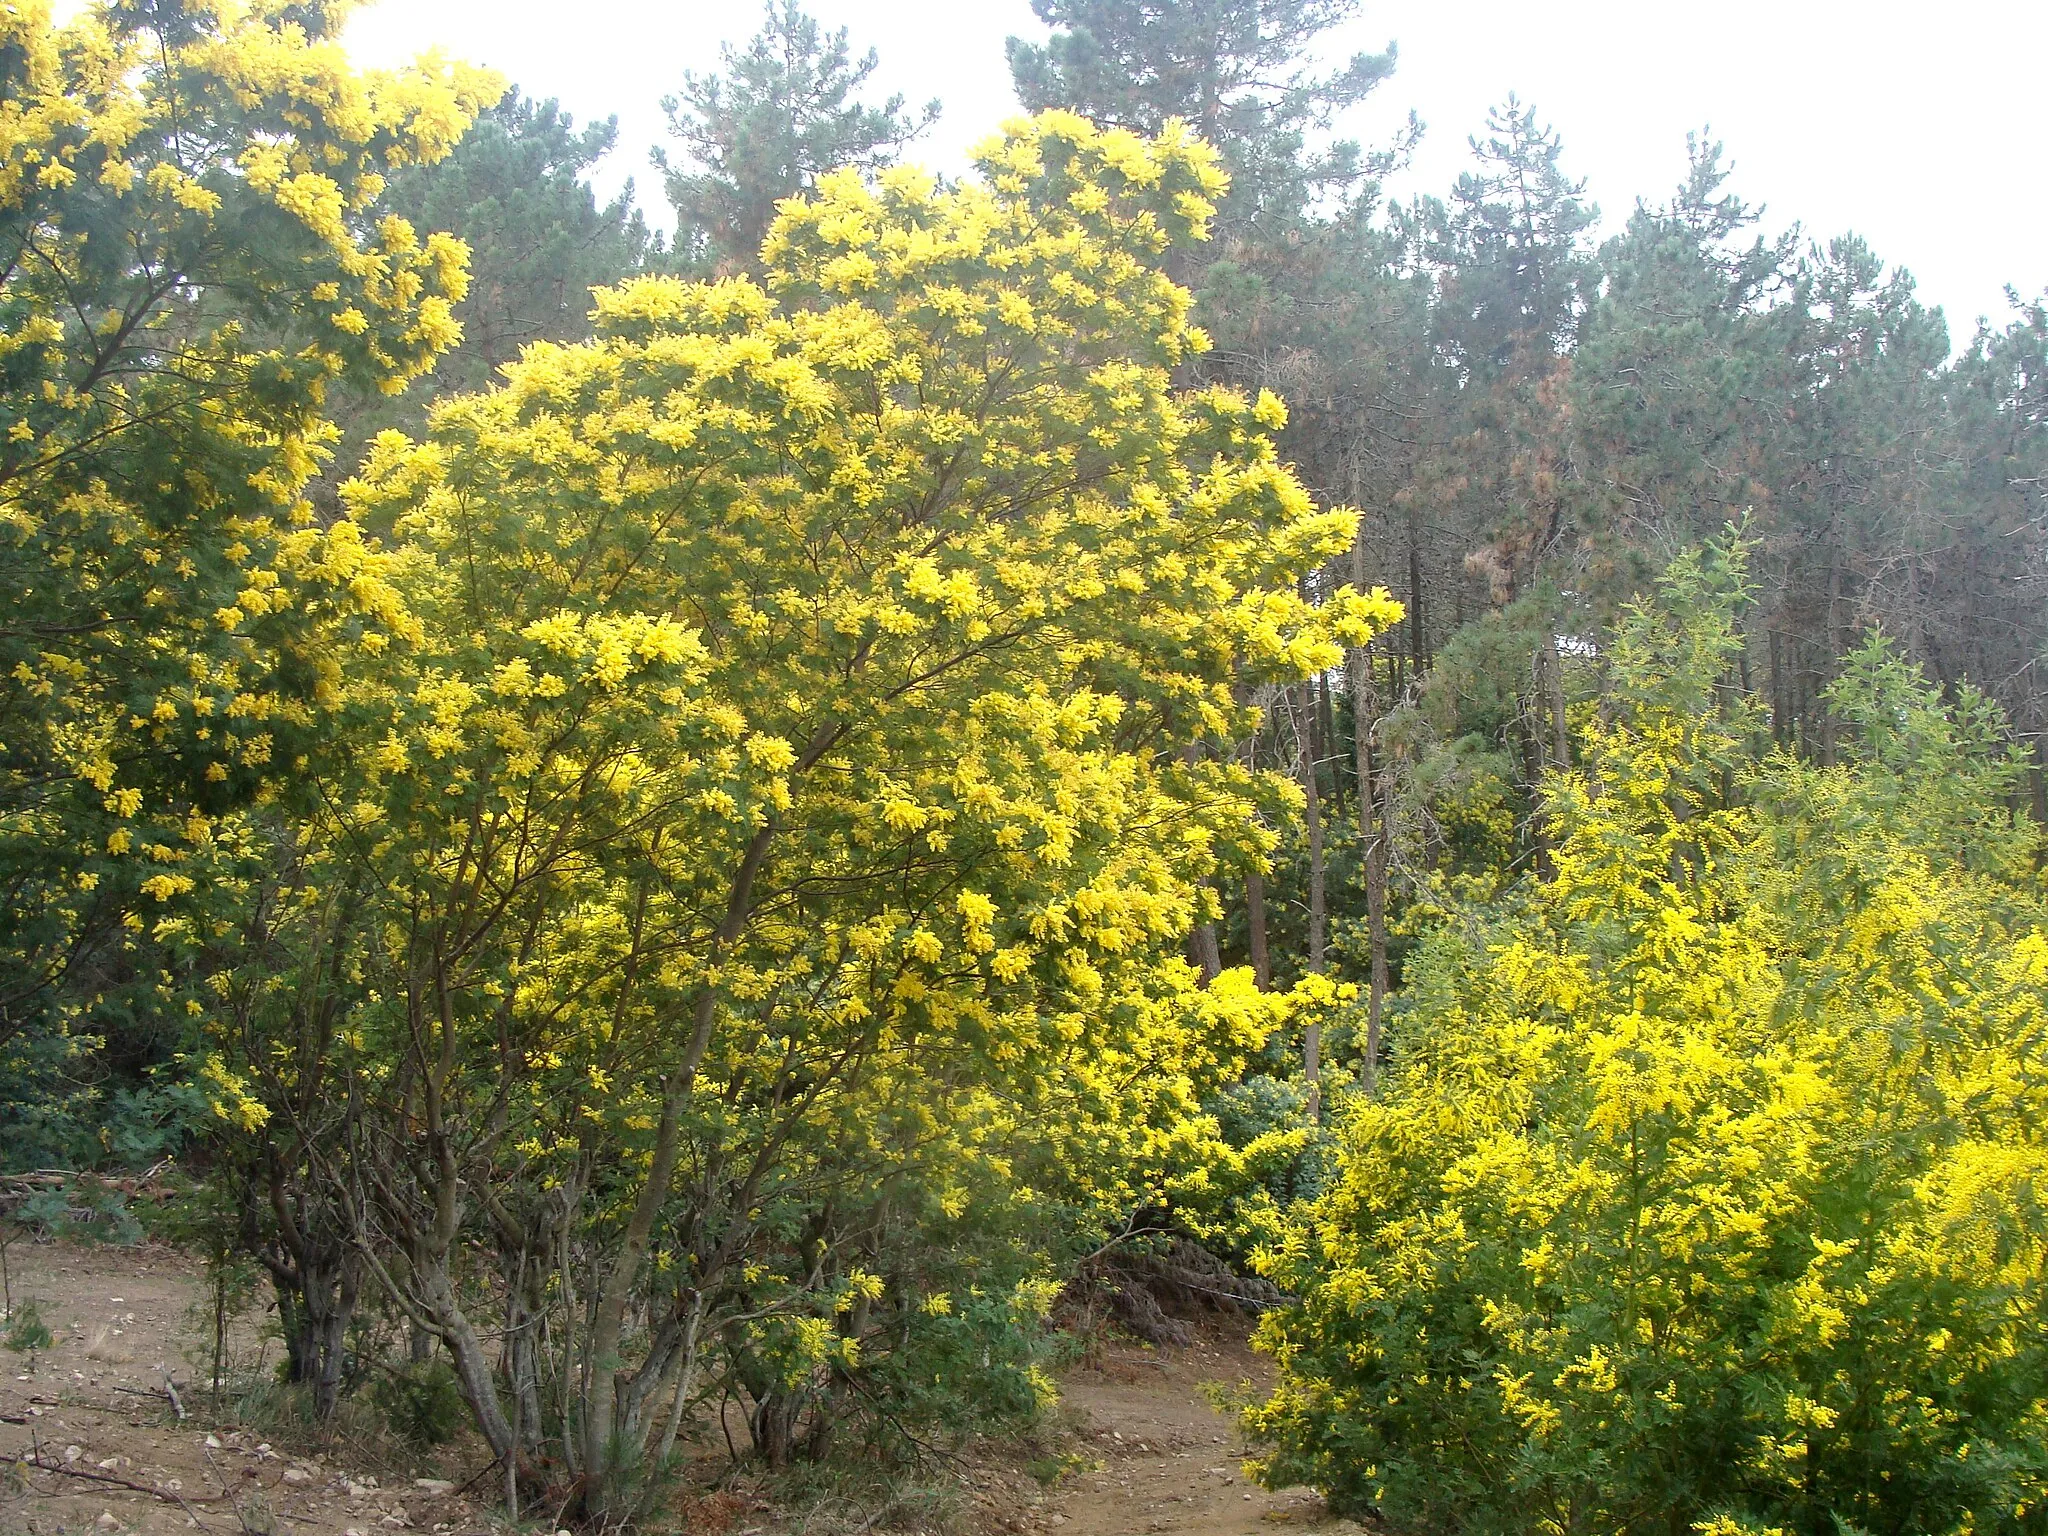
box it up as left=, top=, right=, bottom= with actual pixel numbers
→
left=0, top=1238, right=493, bottom=1536
left=1032, top=1329, right=1358, bottom=1536
left=0, top=1241, right=1356, bottom=1536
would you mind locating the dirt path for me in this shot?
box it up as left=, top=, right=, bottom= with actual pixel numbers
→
left=1036, top=1331, right=1350, bottom=1536
left=1, top=1240, right=1348, bottom=1536
left=0, top=1239, right=487, bottom=1536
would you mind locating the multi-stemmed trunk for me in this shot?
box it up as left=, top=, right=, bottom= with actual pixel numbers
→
left=266, top=1242, right=360, bottom=1421
left=251, top=1150, right=362, bottom=1421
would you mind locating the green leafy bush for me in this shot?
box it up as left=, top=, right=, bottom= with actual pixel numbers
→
left=3, top=1301, right=52, bottom=1355
left=369, top=1360, right=467, bottom=1448
left=1207, top=1073, right=1333, bottom=1211
left=11, top=1177, right=145, bottom=1245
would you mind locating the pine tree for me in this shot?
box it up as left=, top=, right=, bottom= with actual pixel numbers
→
left=1426, top=96, right=1598, bottom=374
left=1567, top=135, right=1799, bottom=608
left=1950, top=292, right=2048, bottom=806
left=656, top=0, right=938, bottom=274
left=1007, top=0, right=1395, bottom=228
left=382, top=92, right=652, bottom=395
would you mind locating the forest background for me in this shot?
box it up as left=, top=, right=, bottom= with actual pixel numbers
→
left=4, top=2, right=2046, bottom=1534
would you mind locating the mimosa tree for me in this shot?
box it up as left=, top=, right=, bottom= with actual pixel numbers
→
left=221, top=110, right=1397, bottom=1514
left=0, top=0, right=495, bottom=1055
left=1248, top=541, right=2048, bottom=1536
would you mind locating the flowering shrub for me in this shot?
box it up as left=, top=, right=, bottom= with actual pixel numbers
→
left=213, top=107, right=1397, bottom=1519
left=1248, top=542, right=2048, bottom=1536
left=0, top=0, right=495, bottom=1085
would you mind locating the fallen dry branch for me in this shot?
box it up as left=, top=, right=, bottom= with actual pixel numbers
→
left=111, top=1375, right=188, bottom=1420
left=1072, top=1237, right=1289, bottom=1346
left=11, top=1447, right=230, bottom=1523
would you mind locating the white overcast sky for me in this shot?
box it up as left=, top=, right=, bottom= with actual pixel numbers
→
left=342, top=0, right=2048, bottom=337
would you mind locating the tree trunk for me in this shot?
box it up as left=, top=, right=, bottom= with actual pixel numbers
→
left=255, top=1183, right=361, bottom=1421
left=1295, top=684, right=1326, bottom=1123
left=653, top=1292, right=709, bottom=1471
left=1769, top=626, right=1785, bottom=744
left=1407, top=510, right=1426, bottom=679
left=420, top=1260, right=518, bottom=1460
left=1245, top=868, right=1271, bottom=990
left=1821, top=554, right=1844, bottom=766
left=1349, top=528, right=1390, bottom=1094
left=1189, top=912, right=1222, bottom=983
left=349, top=1080, right=519, bottom=1465
left=309, top=1256, right=359, bottom=1420
left=1318, top=671, right=1342, bottom=816
left=1539, top=628, right=1570, bottom=773
left=1348, top=644, right=1388, bottom=1095
left=1523, top=696, right=1555, bottom=881
left=751, top=1388, right=803, bottom=1468
left=500, top=1242, right=548, bottom=1450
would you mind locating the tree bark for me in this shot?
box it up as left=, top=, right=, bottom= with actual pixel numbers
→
left=1189, top=914, right=1222, bottom=983
left=1318, top=671, right=1342, bottom=815
left=255, top=1158, right=360, bottom=1421
left=1407, top=510, right=1426, bottom=679
left=1294, top=684, right=1326, bottom=1123
left=1769, top=625, right=1785, bottom=744
left=1539, top=628, right=1570, bottom=773
left=500, top=1239, right=548, bottom=1450
left=1348, top=529, right=1390, bottom=1094
left=1821, top=553, right=1844, bottom=766
left=1245, top=868, right=1271, bottom=990
left=1348, top=646, right=1388, bottom=1096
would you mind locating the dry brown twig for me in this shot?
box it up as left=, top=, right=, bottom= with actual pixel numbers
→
left=11, top=1447, right=227, bottom=1528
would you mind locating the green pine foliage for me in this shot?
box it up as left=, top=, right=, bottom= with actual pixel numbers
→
left=2, top=1301, right=51, bottom=1355
left=381, top=92, right=654, bottom=396
left=655, top=0, right=938, bottom=274
left=1009, top=0, right=1395, bottom=226
left=369, top=1360, right=467, bottom=1447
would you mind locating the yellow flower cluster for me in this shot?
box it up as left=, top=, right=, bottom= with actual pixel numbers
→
left=0, top=1, right=492, bottom=1089
left=1247, top=544, right=2048, bottom=1535
left=198, top=108, right=1399, bottom=1473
